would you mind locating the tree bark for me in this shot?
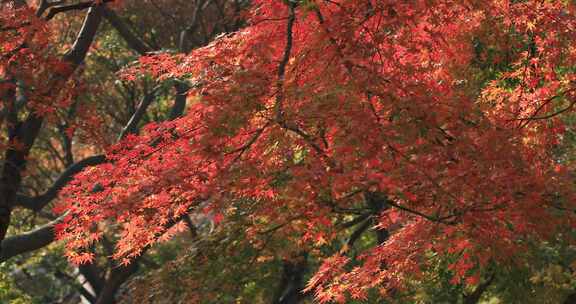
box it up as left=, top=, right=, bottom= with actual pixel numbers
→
left=272, top=253, right=308, bottom=304
left=365, top=191, right=390, bottom=244
left=564, top=292, right=576, bottom=304
left=0, top=215, right=64, bottom=262
left=463, top=274, right=494, bottom=304
left=0, top=4, right=104, bottom=247
left=95, top=261, right=139, bottom=304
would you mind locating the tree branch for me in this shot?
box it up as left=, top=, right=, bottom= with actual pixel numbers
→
left=103, top=7, right=189, bottom=120
left=62, top=5, right=105, bottom=65
left=0, top=214, right=65, bottom=262
left=14, top=155, right=106, bottom=211
left=169, top=82, right=189, bottom=120
left=54, top=268, right=98, bottom=304
left=94, top=209, right=198, bottom=303
left=0, top=3, right=104, bottom=247
left=273, top=1, right=296, bottom=124
left=102, top=7, right=152, bottom=55
left=44, top=0, right=114, bottom=21
left=78, top=263, right=104, bottom=296
left=95, top=260, right=139, bottom=304
left=118, top=89, right=159, bottom=140
left=36, top=0, right=64, bottom=18
left=346, top=218, right=371, bottom=248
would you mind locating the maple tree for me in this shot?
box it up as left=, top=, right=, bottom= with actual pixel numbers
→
left=4, top=0, right=576, bottom=303
left=1, top=0, right=243, bottom=303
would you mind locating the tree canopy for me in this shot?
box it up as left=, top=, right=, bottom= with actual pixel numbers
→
left=2, top=0, right=576, bottom=303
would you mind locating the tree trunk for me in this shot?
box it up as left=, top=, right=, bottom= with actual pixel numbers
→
left=95, top=262, right=139, bottom=304
left=272, top=253, right=308, bottom=304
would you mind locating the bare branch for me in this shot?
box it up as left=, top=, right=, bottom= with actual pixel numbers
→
left=44, top=0, right=114, bottom=21
left=36, top=0, right=65, bottom=18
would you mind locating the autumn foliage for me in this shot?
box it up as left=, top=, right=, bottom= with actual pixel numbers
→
left=26, top=0, right=576, bottom=302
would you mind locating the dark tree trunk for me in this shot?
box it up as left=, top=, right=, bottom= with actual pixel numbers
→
left=95, top=262, right=139, bottom=304
left=365, top=191, right=390, bottom=244
left=463, top=274, right=494, bottom=304
left=272, top=253, right=308, bottom=304
left=564, top=292, right=576, bottom=304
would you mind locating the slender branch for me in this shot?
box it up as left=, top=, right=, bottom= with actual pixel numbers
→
left=386, top=199, right=456, bottom=225
left=104, top=7, right=190, bottom=121
left=346, top=217, right=371, bottom=247
left=518, top=99, right=576, bottom=122
left=178, top=0, right=213, bottom=53
left=118, top=88, right=159, bottom=140
left=270, top=20, right=323, bottom=153
left=94, top=206, right=201, bottom=303
left=228, top=122, right=271, bottom=163
left=338, top=213, right=370, bottom=229
left=509, top=88, right=576, bottom=128
left=271, top=4, right=335, bottom=163
left=274, top=1, right=296, bottom=123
